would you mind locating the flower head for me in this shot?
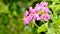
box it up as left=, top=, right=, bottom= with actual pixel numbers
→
left=24, top=2, right=50, bottom=25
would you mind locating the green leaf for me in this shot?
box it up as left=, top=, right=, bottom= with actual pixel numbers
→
left=51, top=0, right=60, bottom=4
left=49, top=5, right=56, bottom=11
left=47, top=27, right=55, bottom=34
left=37, top=23, right=48, bottom=33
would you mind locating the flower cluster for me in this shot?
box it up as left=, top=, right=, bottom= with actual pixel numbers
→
left=24, top=2, right=51, bottom=25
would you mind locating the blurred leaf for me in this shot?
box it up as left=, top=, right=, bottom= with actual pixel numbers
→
left=37, top=23, right=48, bottom=33
left=51, top=0, right=60, bottom=4
left=49, top=5, right=56, bottom=11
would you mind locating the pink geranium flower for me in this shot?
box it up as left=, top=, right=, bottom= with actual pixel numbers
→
left=42, top=7, right=50, bottom=14
left=28, top=15, right=33, bottom=21
left=24, top=11, right=33, bottom=25
left=33, top=14, right=41, bottom=20
left=24, top=17, right=29, bottom=25
left=24, top=11, right=29, bottom=17
left=24, top=2, right=51, bottom=25
left=40, top=14, right=50, bottom=21
left=24, top=11, right=29, bottom=25
left=40, top=2, right=48, bottom=7
left=34, top=6, right=41, bottom=12
left=29, top=7, right=36, bottom=14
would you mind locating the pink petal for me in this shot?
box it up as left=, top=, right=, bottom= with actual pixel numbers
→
left=29, top=7, right=36, bottom=14
left=33, top=14, right=40, bottom=20
left=40, top=2, right=48, bottom=7
left=36, top=3, right=40, bottom=7
left=28, top=15, right=33, bottom=21
left=24, top=11, right=29, bottom=17
left=42, top=7, right=50, bottom=13
left=34, top=7, right=41, bottom=12
left=24, top=19, right=29, bottom=25
left=40, top=14, right=50, bottom=21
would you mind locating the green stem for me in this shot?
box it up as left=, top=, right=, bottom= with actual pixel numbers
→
left=34, top=22, right=39, bottom=28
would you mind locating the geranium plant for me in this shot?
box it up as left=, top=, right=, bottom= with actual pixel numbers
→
left=23, top=1, right=60, bottom=34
